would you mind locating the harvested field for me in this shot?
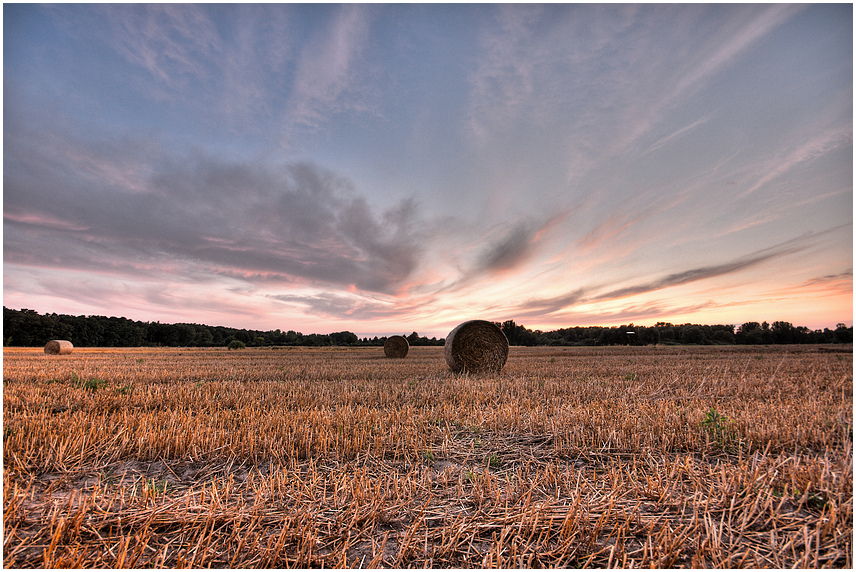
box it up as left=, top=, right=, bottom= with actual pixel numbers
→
left=3, top=345, right=852, bottom=568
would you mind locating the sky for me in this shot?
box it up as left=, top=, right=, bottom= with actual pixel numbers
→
left=3, top=3, right=853, bottom=339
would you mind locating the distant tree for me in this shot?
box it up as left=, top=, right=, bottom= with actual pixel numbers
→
left=227, top=340, right=246, bottom=350
left=501, top=320, right=517, bottom=344
left=834, top=323, right=853, bottom=343
left=771, top=321, right=797, bottom=344
left=713, top=329, right=735, bottom=344
left=330, top=331, right=358, bottom=345
left=736, top=322, right=765, bottom=345
left=175, top=324, right=196, bottom=346
left=1, top=307, right=845, bottom=349
left=195, top=327, right=214, bottom=346
left=680, top=326, right=706, bottom=345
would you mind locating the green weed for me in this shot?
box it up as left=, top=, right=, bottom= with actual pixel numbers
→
left=71, top=372, right=108, bottom=392
left=144, top=478, right=169, bottom=494
left=701, top=407, right=743, bottom=452
left=486, top=453, right=501, bottom=468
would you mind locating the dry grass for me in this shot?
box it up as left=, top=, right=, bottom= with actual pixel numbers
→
left=3, top=345, right=852, bottom=567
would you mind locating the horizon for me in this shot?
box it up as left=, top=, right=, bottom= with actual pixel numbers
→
left=4, top=305, right=849, bottom=342
left=4, top=4, right=853, bottom=338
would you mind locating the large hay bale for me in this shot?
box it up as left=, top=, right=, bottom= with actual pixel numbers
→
left=44, top=340, right=73, bottom=355
left=444, top=320, right=508, bottom=374
left=384, top=335, right=410, bottom=358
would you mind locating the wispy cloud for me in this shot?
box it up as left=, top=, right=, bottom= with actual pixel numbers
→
left=591, top=232, right=822, bottom=302
left=216, top=5, right=294, bottom=123
left=529, top=300, right=727, bottom=330
left=768, top=269, right=854, bottom=299
left=504, top=230, right=833, bottom=321
left=434, top=211, right=572, bottom=294
left=269, top=290, right=437, bottom=323
left=739, top=126, right=853, bottom=199
left=466, top=4, right=545, bottom=141
left=100, top=4, right=222, bottom=91
left=51, top=4, right=298, bottom=129
left=587, top=4, right=803, bottom=170
left=515, top=288, right=589, bottom=319
left=640, top=116, right=711, bottom=157
left=670, top=4, right=805, bottom=101
left=289, top=4, right=373, bottom=131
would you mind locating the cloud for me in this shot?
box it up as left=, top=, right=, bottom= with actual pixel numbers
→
left=271, top=292, right=382, bottom=320
left=474, top=222, right=538, bottom=274
left=3, top=120, right=428, bottom=295
left=739, top=126, right=853, bottom=199
left=289, top=4, right=373, bottom=131
left=215, top=6, right=295, bottom=123
left=640, top=116, right=711, bottom=157
left=51, top=5, right=338, bottom=133
left=767, top=269, right=854, bottom=299
left=514, top=288, right=589, bottom=319
left=556, top=300, right=723, bottom=328
left=670, top=4, right=805, bottom=101
left=99, top=4, right=222, bottom=91
left=503, top=231, right=832, bottom=320
left=466, top=4, right=546, bottom=140
left=591, top=232, right=818, bottom=302
left=270, top=291, right=419, bottom=322
left=574, top=188, right=690, bottom=255
left=558, top=5, right=803, bottom=178
left=430, top=210, right=572, bottom=295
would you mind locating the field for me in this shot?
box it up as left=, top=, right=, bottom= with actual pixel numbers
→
left=3, top=344, right=852, bottom=568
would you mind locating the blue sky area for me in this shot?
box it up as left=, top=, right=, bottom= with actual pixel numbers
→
left=3, top=3, right=852, bottom=338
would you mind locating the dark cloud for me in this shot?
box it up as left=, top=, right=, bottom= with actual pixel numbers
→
left=432, top=211, right=572, bottom=295
left=3, top=122, right=426, bottom=294
left=475, top=222, right=538, bottom=274
left=797, top=269, right=853, bottom=289
left=591, top=233, right=821, bottom=302
left=504, top=231, right=833, bottom=320
left=548, top=300, right=723, bottom=327
left=514, top=288, right=589, bottom=318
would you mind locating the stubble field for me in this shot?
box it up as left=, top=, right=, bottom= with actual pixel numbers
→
left=3, top=344, right=853, bottom=568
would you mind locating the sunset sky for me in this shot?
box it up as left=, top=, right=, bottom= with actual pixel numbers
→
left=3, top=3, right=853, bottom=339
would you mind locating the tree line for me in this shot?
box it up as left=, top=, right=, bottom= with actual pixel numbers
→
left=499, top=320, right=852, bottom=346
left=2, top=308, right=443, bottom=348
left=3, top=307, right=852, bottom=349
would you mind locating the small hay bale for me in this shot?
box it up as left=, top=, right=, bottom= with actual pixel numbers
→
left=44, top=340, right=73, bottom=355
left=444, top=320, right=508, bottom=374
left=384, top=335, right=410, bottom=358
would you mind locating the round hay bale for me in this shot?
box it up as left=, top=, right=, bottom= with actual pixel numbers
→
left=384, top=335, right=410, bottom=358
left=444, top=320, right=508, bottom=374
left=44, top=340, right=73, bottom=355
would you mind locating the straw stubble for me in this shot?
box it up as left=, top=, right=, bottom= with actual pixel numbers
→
left=2, top=345, right=851, bottom=568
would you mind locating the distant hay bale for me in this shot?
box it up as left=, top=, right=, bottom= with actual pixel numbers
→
left=384, top=335, right=410, bottom=358
left=444, top=320, right=508, bottom=374
left=44, top=340, right=73, bottom=355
